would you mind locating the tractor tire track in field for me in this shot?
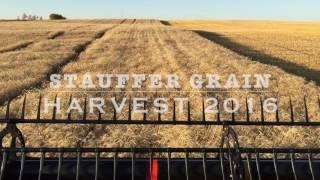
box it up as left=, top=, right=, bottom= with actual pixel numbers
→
left=74, top=24, right=164, bottom=147
left=0, top=24, right=97, bottom=54
left=195, top=30, right=320, bottom=86
left=0, top=41, right=34, bottom=53
left=0, top=23, right=121, bottom=106
left=0, top=30, right=66, bottom=54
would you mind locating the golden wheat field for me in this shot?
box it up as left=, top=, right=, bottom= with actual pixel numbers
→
left=0, top=19, right=320, bottom=149
left=173, top=20, right=320, bottom=84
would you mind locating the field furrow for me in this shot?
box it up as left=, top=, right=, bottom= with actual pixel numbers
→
left=0, top=24, right=117, bottom=105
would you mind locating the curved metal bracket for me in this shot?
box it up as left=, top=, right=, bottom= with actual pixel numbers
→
left=0, top=123, right=25, bottom=149
left=220, top=125, right=244, bottom=180
left=0, top=99, right=26, bottom=161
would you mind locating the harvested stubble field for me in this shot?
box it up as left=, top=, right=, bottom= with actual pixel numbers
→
left=0, top=19, right=320, bottom=150
left=172, top=20, right=320, bottom=85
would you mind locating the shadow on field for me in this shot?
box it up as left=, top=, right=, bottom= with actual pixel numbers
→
left=195, top=30, right=320, bottom=86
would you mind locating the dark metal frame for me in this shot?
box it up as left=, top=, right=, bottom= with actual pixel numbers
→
left=0, top=95, right=320, bottom=180
left=1, top=148, right=319, bottom=180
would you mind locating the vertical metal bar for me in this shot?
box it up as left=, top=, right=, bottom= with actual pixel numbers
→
left=52, top=95, right=58, bottom=120
left=21, top=95, right=27, bottom=120
left=143, top=101, right=147, bottom=121
left=304, top=96, right=309, bottom=122
left=113, top=152, right=118, bottom=180
left=185, top=151, right=189, bottom=180
left=272, top=151, right=279, bottom=180
left=113, top=96, right=117, bottom=121
left=202, top=97, right=206, bottom=122
left=157, top=95, right=162, bottom=122
left=83, top=97, right=87, bottom=121
left=173, top=101, right=176, bottom=123
left=67, top=95, right=73, bottom=120
left=217, top=97, right=221, bottom=122
left=187, top=100, right=191, bottom=122
left=219, top=150, right=226, bottom=180
left=129, top=96, right=132, bottom=121
left=308, top=153, right=315, bottom=180
left=246, top=153, right=253, bottom=180
left=95, top=150, right=100, bottom=180
left=202, top=151, right=207, bottom=180
left=37, top=94, right=42, bottom=120
left=231, top=100, right=235, bottom=122
left=255, top=153, right=262, bottom=180
left=290, top=153, right=298, bottom=180
left=275, top=99, right=280, bottom=123
left=227, top=149, right=235, bottom=180
left=0, top=151, right=7, bottom=180
left=18, top=150, right=26, bottom=180
left=246, top=97, right=250, bottom=122
left=57, top=151, right=63, bottom=180
left=98, top=111, right=102, bottom=121
left=5, top=99, right=11, bottom=120
left=38, top=150, right=45, bottom=180
left=167, top=150, right=171, bottom=180
left=76, top=150, right=81, bottom=180
left=260, top=97, right=265, bottom=122
left=131, top=150, right=135, bottom=180
left=289, top=97, right=294, bottom=123
left=158, top=105, right=161, bottom=122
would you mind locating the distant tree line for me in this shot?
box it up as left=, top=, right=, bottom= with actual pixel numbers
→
left=17, top=13, right=43, bottom=21
left=16, top=13, right=67, bottom=21
left=49, top=13, right=67, bottom=20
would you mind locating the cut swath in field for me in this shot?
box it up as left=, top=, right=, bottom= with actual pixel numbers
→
left=0, top=23, right=116, bottom=105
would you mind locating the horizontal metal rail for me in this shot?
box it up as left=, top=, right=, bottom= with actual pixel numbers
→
left=1, top=118, right=320, bottom=126
left=1, top=147, right=320, bottom=153
left=1, top=95, right=319, bottom=126
left=1, top=148, right=319, bottom=180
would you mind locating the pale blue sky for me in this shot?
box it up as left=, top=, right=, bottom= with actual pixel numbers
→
left=1, top=0, right=319, bottom=21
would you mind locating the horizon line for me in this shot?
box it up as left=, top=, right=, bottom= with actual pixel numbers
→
left=0, top=17, right=320, bottom=23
